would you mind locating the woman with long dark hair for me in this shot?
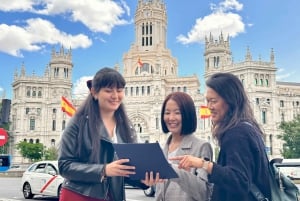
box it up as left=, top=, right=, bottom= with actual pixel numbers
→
left=58, top=67, right=150, bottom=201
left=171, top=73, right=271, bottom=201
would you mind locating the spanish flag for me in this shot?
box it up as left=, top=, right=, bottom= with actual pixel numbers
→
left=138, top=57, right=143, bottom=67
left=61, top=96, right=76, bottom=117
left=200, top=106, right=211, bottom=119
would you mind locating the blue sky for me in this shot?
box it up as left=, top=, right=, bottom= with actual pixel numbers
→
left=0, top=0, right=299, bottom=99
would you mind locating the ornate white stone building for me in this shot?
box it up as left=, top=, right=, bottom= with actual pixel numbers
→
left=10, top=47, right=74, bottom=163
left=10, top=0, right=300, bottom=162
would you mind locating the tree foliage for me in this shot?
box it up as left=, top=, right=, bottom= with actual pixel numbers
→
left=44, top=146, right=58, bottom=160
left=16, top=141, right=43, bottom=162
left=278, top=115, right=300, bottom=158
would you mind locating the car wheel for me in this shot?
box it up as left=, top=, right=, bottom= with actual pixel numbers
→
left=23, top=182, right=34, bottom=199
left=143, top=185, right=155, bottom=197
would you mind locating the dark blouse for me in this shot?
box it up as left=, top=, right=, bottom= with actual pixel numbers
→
left=208, top=122, right=271, bottom=201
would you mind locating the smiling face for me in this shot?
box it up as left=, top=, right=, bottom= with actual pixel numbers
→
left=206, top=87, right=229, bottom=124
left=163, top=99, right=182, bottom=136
left=95, top=87, right=124, bottom=113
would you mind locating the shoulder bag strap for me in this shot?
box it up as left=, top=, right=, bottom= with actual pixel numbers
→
left=250, top=183, right=269, bottom=201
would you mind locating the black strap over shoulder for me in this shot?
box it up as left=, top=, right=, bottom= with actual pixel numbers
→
left=250, top=183, right=269, bottom=201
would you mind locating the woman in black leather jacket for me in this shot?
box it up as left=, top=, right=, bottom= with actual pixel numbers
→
left=58, top=67, right=149, bottom=201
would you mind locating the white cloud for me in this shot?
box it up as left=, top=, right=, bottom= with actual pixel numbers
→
left=277, top=68, right=284, bottom=73
left=0, top=24, right=39, bottom=57
left=120, top=0, right=131, bottom=16
left=0, top=87, right=4, bottom=99
left=218, top=0, right=243, bottom=12
left=0, top=18, right=92, bottom=57
left=177, top=0, right=245, bottom=44
left=73, top=76, right=93, bottom=99
left=0, top=0, right=130, bottom=56
left=68, top=0, right=129, bottom=34
left=0, top=0, right=131, bottom=34
left=276, top=69, right=296, bottom=81
left=276, top=73, right=293, bottom=81
left=0, top=0, right=35, bottom=11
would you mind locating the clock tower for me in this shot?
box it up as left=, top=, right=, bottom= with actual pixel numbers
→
left=122, top=0, right=201, bottom=143
left=123, top=0, right=178, bottom=77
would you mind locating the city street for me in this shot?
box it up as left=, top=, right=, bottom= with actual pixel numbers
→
left=0, top=177, right=155, bottom=201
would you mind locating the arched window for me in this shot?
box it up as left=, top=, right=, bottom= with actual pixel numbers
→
left=62, top=120, right=66, bottom=130
left=265, top=79, right=269, bottom=86
left=52, top=120, right=56, bottom=131
left=27, top=87, right=31, bottom=97
left=141, top=86, right=144, bottom=95
left=38, top=88, right=42, bottom=97
left=214, top=56, right=219, bottom=67
left=280, top=100, right=284, bottom=107
left=137, top=123, right=143, bottom=133
left=261, top=111, right=266, bottom=124
left=30, top=117, right=35, bottom=130
left=32, top=87, right=36, bottom=97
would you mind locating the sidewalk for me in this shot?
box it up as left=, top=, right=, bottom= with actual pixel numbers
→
left=0, top=199, right=21, bottom=201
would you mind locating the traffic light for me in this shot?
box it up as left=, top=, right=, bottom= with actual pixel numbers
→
left=0, top=155, right=10, bottom=167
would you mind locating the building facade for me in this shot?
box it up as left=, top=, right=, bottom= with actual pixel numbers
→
left=9, top=0, right=300, bottom=162
left=10, top=47, right=74, bottom=163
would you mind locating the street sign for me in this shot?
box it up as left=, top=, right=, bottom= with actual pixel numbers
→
left=0, top=128, right=8, bottom=146
left=0, top=155, right=11, bottom=171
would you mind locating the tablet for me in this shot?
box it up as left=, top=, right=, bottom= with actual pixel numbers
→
left=112, top=142, right=178, bottom=180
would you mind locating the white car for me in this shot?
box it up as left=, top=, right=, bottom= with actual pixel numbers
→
left=277, top=159, right=300, bottom=180
left=21, top=160, right=64, bottom=199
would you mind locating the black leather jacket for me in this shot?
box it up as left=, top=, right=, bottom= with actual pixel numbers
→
left=58, top=115, right=148, bottom=201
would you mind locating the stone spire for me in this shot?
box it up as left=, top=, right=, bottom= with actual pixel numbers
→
left=245, top=46, right=252, bottom=61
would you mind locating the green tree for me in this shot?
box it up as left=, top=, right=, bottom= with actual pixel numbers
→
left=16, top=141, right=43, bottom=161
left=44, top=146, right=58, bottom=160
left=278, top=115, right=300, bottom=158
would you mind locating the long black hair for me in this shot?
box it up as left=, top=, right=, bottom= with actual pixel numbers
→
left=75, top=67, right=135, bottom=162
left=206, top=72, right=263, bottom=142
